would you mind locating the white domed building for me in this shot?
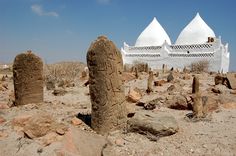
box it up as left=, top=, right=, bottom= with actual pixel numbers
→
left=121, top=13, right=230, bottom=72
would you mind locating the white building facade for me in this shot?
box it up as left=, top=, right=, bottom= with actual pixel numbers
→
left=121, top=13, right=230, bottom=73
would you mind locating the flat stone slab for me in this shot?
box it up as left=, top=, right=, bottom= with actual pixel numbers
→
left=127, top=111, right=178, bottom=137
left=227, top=73, right=236, bottom=90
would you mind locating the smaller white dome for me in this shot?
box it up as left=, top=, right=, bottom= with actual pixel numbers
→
left=175, top=13, right=216, bottom=45
left=135, top=17, right=171, bottom=46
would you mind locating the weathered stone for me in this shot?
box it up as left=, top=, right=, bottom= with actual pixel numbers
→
left=192, top=75, right=200, bottom=94
left=167, top=85, right=176, bottom=92
left=39, top=132, right=62, bottom=146
left=127, top=111, right=178, bottom=138
left=146, top=71, right=154, bottom=93
left=0, top=116, right=6, bottom=124
left=214, top=75, right=225, bottom=85
left=23, top=113, right=67, bottom=139
left=226, top=73, right=236, bottom=89
left=52, top=89, right=67, bottom=96
left=167, top=72, right=174, bottom=82
left=211, top=84, right=230, bottom=94
left=134, top=67, right=139, bottom=79
left=13, top=51, right=43, bottom=105
left=127, top=87, right=142, bottom=103
left=144, top=102, right=156, bottom=110
left=122, top=72, right=136, bottom=82
left=0, top=130, right=8, bottom=140
left=211, top=88, right=221, bottom=94
left=166, top=95, right=190, bottom=110
left=183, top=73, right=191, bottom=80
left=81, top=70, right=87, bottom=78
left=154, top=80, right=167, bottom=86
left=46, top=80, right=55, bottom=90
left=115, top=138, right=125, bottom=147
left=192, top=93, right=204, bottom=118
left=0, top=103, right=10, bottom=109
left=71, top=117, right=83, bottom=126
left=222, top=102, right=236, bottom=109
left=126, top=103, right=136, bottom=117
left=144, top=63, right=149, bottom=73
left=56, top=127, right=108, bottom=156
left=87, top=36, right=127, bottom=134
left=12, top=114, right=32, bottom=130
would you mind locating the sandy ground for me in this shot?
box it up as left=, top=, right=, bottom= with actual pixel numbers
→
left=0, top=69, right=236, bottom=156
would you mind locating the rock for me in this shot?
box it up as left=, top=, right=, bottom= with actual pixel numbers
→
left=23, top=113, right=67, bottom=139
left=122, top=72, right=136, bottom=82
left=52, top=89, right=67, bottom=96
left=146, top=71, right=154, bottom=93
left=39, top=132, right=61, bottom=146
left=55, top=127, right=108, bottom=156
left=222, top=102, right=236, bottom=109
left=0, top=130, right=8, bottom=140
left=211, top=88, right=221, bottom=94
left=115, top=138, right=125, bottom=147
left=230, top=90, right=236, bottom=94
left=127, top=111, right=178, bottom=138
left=192, top=75, right=200, bottom=94
left=183, top=73, right=191, bottom=80
left=167, top=72, right=174, bottom=82
left=13, top=51, right=44, bottom=105
left=203, top=96, right=219, bottom=113
left=215, top=75, right=224, bottom=85
left=0, top=103, right=10, bottom=109
left=212, top=84, right=230, bottom=94
left=126, top=103, right=136, bottom=117
left=127, top=88, right=142, bottom=103
left=81, top=70, right=87, bottom=78
left=0, top=116, right=6, bottom=124
left=144, top=102, right=156, bottom=110
left=87, top=36, right=127, bottom=134
left=166, top=95, right=190, bottom=110
left=12, top=114, right=32, bottom=130
left=71, top=117, right=83, bottom=126
left=154, top=80, right=167, bottom=86
left=214, top=75, right=229, bottom=88
left=167, top=85, right=176, bottom=92
left=46, top=80, right=55, bottom=90
left=192, top=93, right=204, bottom=118
left=226, top=73, right=236, bottom=89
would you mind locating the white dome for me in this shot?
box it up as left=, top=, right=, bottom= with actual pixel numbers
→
left=135, top=17, right=171, bottom=46
left=175, top=13, right=216, bottom=45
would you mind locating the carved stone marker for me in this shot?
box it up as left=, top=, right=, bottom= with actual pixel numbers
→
left=87, top=36, right=127, bottom=134
left=192, top=75, right=204, bottom=117
left=192, top=75, right=200, bottom=94
left=13, top=51, right=43, bottom=105
left=146, top=71, right=154, bottom=93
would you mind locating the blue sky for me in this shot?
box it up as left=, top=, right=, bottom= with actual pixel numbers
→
left=0, top=0, right=235, bottom=71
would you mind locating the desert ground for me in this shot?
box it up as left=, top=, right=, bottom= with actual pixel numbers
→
left=0, top=62, right=236, bottom=156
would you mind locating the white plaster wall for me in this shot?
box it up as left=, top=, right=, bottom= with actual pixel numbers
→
left=121, top=39, right=230, bottom=73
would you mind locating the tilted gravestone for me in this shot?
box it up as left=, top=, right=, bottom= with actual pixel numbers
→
left=13, top=51, right=43, bottom=105
left=87, top=36, right=127, bottom=134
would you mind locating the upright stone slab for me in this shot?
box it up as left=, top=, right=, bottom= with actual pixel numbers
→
left=13, top=51, right=43, bottom=105
left=87, top=36, right=127, bottom=134
left=146, top=71, right=154, bottom=93
left=192, top=75, right=200, bottom=94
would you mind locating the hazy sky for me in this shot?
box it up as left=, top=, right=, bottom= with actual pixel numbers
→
left=0, top=0, right=235, bottom=71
